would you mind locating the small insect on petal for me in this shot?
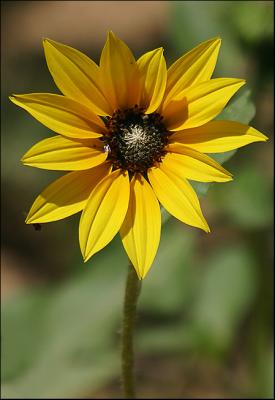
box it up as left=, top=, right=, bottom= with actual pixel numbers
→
left=33, top=223, right=42, bottom=231
left=104, top=144, right=111, bottom=153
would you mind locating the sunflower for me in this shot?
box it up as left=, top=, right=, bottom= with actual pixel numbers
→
left=10, top=32, right=267, bottom=279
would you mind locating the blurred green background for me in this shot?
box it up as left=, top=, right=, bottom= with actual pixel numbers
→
left=1, top=1, right=274, bottom=398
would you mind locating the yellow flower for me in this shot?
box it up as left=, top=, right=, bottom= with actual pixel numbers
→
left=10, top=32, right=267, bottom=279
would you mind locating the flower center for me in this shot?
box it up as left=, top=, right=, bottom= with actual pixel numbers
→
left=102, top=107, right=169, bottom=173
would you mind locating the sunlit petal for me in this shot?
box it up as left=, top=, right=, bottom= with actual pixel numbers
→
left=170, top=120, right=268, bottom=152
left=148, top=165, right=209, bottom=232
left=26, top=163, right=111, bottom=224
left=43, top=39, right=112, bottom=116
left=163, top=37, right=221, bottom=107
left=100, top=31, right=140, bottom=111
left=22, top=135, right=107, bottom=170
left=79, top=169, right=130, bottom=261
left=137, top=48, right=167, bottom=114
left=120, top=174, right=161, bottom=279
left=9, top=93, right=105, bottom=139
left=163, top=78, right=245, bottom=131
left=165, top=144, right=233, bottom=182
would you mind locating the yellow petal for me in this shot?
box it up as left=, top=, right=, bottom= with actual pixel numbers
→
left=100, top=31, right=140, bottom=111
left=148, top=165, right=209, bottom=232
left=163, top=38, right=221, bottom=107
left=163, top=78, right=245, bottom=131
left=9, top=94, right=105, bottom=139
left=137, top=48, right=167, bottom=114
left=26, top=163, right=111, bottom=224
left=169, top=120, right=268, bottom=153
left=22, top=135, right=107, bottom=170
left=79, top=169, right=130, bottom=261
left=164, top=144, right=233, bottom=182
left=120, top=174, right=161, bottom=279
left=43, top=39, right=112, bottom=116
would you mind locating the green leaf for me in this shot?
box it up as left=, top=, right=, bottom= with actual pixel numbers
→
left=213, top=162, right=273, bottom=229
left=160, top=205, right=172, bottom=226
left=215, top=88, right=256, bottom=124
left=162, top=89, right=256, bottom=217
left=190, top=89, right=255, bottom=198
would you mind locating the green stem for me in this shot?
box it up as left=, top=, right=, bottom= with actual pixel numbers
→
left=121, top=263, right=142, bottom=399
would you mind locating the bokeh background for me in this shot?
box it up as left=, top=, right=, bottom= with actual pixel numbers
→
left=1, top=1, right=274, bottom=398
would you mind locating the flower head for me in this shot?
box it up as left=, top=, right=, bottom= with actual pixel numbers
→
left=10, top=32, right=267, bottom=279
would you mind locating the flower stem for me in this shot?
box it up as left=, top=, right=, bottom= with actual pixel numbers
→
left=121, top=263, right=142, bottom=399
